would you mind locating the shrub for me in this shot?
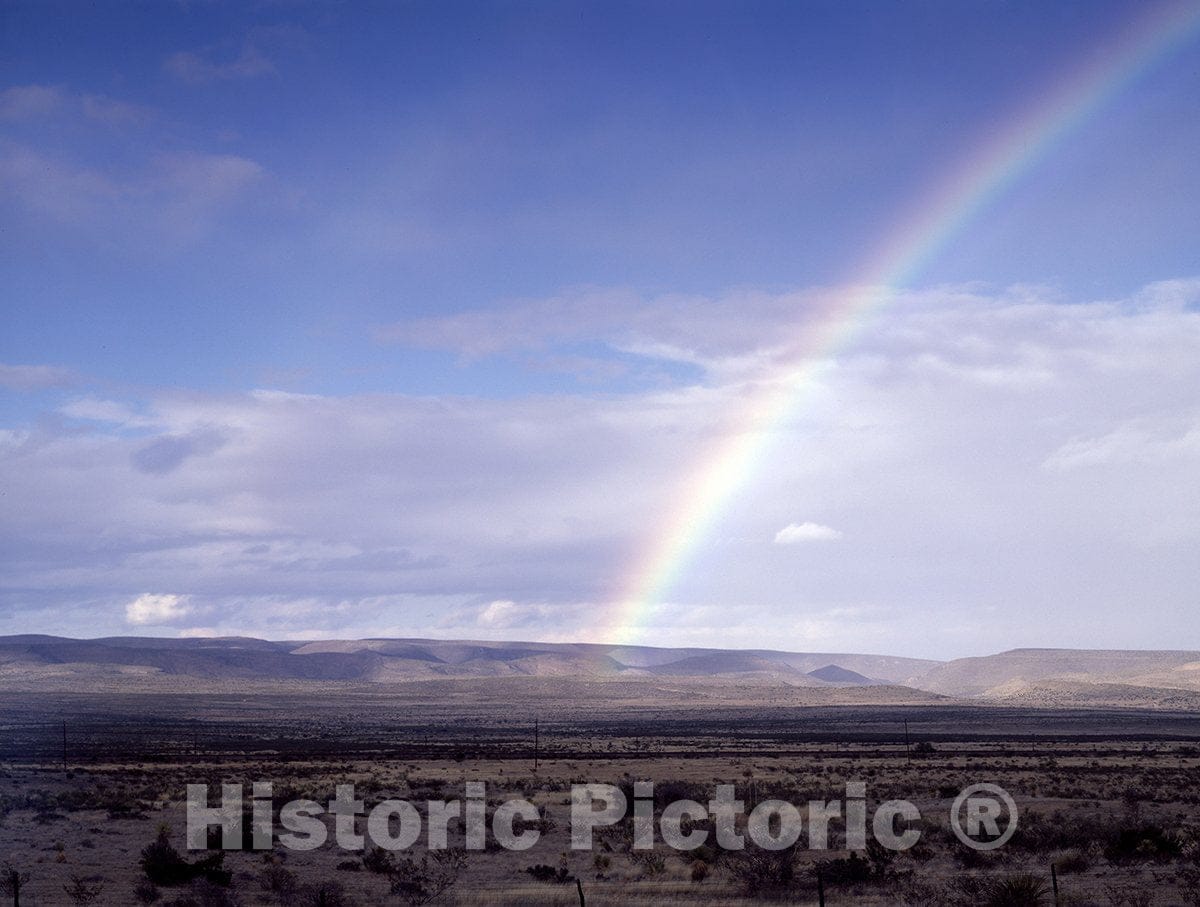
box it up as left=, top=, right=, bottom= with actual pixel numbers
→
left=361, top=846, right=395, bottom=874
left=133, top=879, right=162, bottom=905
left=1053, top=848, right=1091, bottom=874
left=140, top=829, right=231, bottom=887
left=140, top=829, right=194, bottom=885
left=0, top=863, right=30, bottom=907
left=1010, top=810, right=1109, bottom=853
left=946, top=874, right=1053, bottom=907
left=297, top=881, right=353, bottom=907
left=258, top=864, right=296, bottom=899
left=816, top=838, right=897, bottom=886
left=63, top=875, right=105, bottom=905
left=525, top=864, right=571, bottom=883
left=953, top=840, right=1000, bottom=870
left=724, top=843, right=806, bottom=897
left=689, top=859, right=710, bottom=882
left=896, top=877, right=952, bottom=905
left=1104, top=824, right=1183, bottom=864
left=186, top=879, right=242, bottom=907
left=1103, top=881, right=1158, bottom=907
left=629, top=850, right=667, bottom=876
left=823, top=852, right=874, bottom=884
left=389, top=849, right=467, bottom=905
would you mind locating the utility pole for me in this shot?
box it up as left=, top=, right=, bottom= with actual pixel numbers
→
left=534, top=718, right=539, bottom=772
left=904, top=719, right=911, bottom=763
left=61, top=718, right=68, bottom=771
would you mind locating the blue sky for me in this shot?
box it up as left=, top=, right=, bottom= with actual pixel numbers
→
left=2, top=1, right=1199, bottom=656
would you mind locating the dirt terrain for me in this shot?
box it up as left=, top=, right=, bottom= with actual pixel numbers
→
left=3, top=679, right=1200, bottom=905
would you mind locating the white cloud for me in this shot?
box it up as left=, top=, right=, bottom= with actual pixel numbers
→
left=59, top=397, right=156, bottom=427
left=774, top=522, right=844, bottom=544
left=125, top=593, right=191, bottom=625
left=477, top=600, right=519, bottom=627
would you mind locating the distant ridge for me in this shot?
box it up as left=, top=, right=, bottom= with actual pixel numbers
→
left=806, top=664, right=878, bottom=685
left=0, top=634, right=934, bottom=686
left=1, top=636, right=1198, bottom=708
left=910, top=647, right=1200, bottom=697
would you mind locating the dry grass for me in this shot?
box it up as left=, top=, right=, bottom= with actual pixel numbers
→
left=1, top=737, right=1199, bottom=906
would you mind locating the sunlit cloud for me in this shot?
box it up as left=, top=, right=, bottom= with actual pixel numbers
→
left=125, top=593, right=191, bottom=625
left=774, top=522, right=844, bottom=544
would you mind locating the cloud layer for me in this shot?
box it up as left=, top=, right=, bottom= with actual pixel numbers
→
left=3, top=279, right=1198, bottom=656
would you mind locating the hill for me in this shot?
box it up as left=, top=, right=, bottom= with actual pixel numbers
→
left=908, top=648, right=1200, bottom=697
left=3, top=636, right=1199, bottom=709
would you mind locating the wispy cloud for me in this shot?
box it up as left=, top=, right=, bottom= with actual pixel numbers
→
left=0, top=84, right=150, bottom=127
left=0, top=363, right=75, bottom=390
left=0, top=143, right=265, bottom=241
left=1043, top=421, right=1200, bottom=471
left=165, top=43, right=275, bottom=84
left=0, top=143, right=120, bottom=223
left=164, top=26, right=307, bottom=86
left=81, top=94, right=152, bottom=128
left=375, top=286, right=829, bottom=380
left=0, top=84, right=63, bottom=120
left=379, top=281, right=1172, bottom=388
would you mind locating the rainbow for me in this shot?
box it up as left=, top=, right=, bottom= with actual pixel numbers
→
left=604, top=1, right=1200, bottom=645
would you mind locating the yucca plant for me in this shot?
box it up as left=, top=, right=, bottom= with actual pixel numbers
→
left=984, top=872, right=1052, bottom=907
